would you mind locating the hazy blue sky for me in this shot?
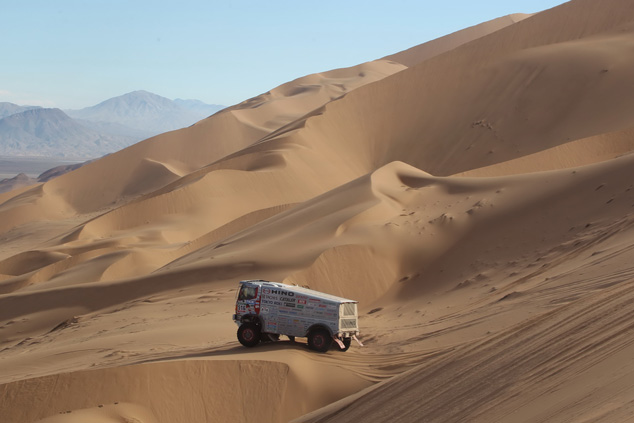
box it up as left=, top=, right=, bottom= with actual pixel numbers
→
left=2, top=0, right=566, bottom=109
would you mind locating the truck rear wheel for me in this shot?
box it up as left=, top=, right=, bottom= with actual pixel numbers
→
left=308, top=328, right=332, bottom=352
left=337, top=337, right=352, bottom=352
left=237, top=323, right=261, bottom=347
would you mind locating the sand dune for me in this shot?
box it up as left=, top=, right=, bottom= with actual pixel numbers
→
left=456, top=126, right=634, bottom=177
left=3, top=0, right=634, bottom=421
left=297, top=276, right=634, bottom=422
left=2, top=358, right=370, bottom=423
left=383, top=13, right=531, bottom=66
left=262, top=1, right=634, bottom=179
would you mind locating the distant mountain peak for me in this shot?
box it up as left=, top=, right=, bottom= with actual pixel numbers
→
left=4, top=107, right=71, bottom=122
left=119, top=90, right=171, bottom=101
left=0, top=92, right=225, bottom=159
left=0, top=107, right=134, bottom=158
left=66, top=90, right=224, bottom=134
left=0, top=102, right=43, bottom=119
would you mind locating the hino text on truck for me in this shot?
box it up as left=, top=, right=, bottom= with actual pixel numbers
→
left=232, top=280, right=363, bottom=352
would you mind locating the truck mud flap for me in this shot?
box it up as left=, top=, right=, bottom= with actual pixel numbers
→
left=352, top=334, right=364, bottom=347
left=333, top=337, right=345, bottom=349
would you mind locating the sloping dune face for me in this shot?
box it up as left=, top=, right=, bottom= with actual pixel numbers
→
left=382, top=13, right=531, bottom=66
left=4, top=0, right=634, bottom=422
left=271, top=0, right=634, bottom=178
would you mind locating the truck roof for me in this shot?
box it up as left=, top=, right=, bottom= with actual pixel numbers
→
left=239, top=280, right=358, bottom=304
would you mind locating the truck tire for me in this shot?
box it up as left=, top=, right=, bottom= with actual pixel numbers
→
left=337, top=337, right=352, bottom=352
left=308, top=328, right=332, bottom=352
left=237, top=323, right=261, bottom=347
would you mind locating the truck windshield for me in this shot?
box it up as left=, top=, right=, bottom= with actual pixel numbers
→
left=238, top=285, right=258, bottom=301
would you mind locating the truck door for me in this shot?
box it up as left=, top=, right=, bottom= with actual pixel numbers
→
left=237, top=284, right=260, bottom=315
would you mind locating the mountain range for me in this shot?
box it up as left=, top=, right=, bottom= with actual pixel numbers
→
left=0, top=91, right=224, bottom=158
left=0, top=103, right=42, bottom=119
left=0, top=108, right=135, bottom=158
left=65, top=90, right=224, bottom=136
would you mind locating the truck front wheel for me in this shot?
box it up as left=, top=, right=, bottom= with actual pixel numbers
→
left=308, top=328, right=332, bottom=352
left=237, top=323, right=261, bottom=347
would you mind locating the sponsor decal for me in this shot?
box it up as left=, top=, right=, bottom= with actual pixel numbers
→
left=309, top=298, right=321, bottom=303
left=285, top=303, right=296, bottom=308
left=281, top=297, right=295, bottom=303
left=263, top=288, right=271, bottom=294
left=297, top=305, right=304, bottom=309
left=269, top=289, right=294, bottom=297
left=298, top=299, right=306, bottom=304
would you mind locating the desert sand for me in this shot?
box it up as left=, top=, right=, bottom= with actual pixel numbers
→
left=3, top=0, right=634, bottom=421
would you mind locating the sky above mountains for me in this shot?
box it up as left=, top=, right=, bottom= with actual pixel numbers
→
left=2, top=0, right=565, bottom=109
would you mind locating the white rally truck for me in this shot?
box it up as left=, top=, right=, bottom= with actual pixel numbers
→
left=232, top=280, right=362, bottom=352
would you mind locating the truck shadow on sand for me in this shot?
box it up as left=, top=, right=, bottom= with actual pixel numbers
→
left=128, top=339, right=319, bottom=366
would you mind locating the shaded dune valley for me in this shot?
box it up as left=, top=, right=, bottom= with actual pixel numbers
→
left=4, top=0, right=634, bottom=421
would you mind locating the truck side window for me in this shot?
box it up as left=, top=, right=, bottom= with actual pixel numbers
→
left=238, top=285, right=258, bottom=300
